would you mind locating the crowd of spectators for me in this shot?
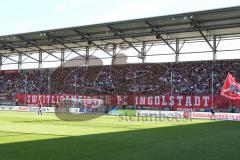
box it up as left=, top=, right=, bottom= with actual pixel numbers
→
left=160, top=60, right=240, bottom=96
left=1, top=60, right=240, bottom=105
left=111, top=63, right=169, bottom=94
left=0, top=69, right=51, bottom=104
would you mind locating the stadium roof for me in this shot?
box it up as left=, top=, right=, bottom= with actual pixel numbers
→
left=1, top=6, right=240, bottom=55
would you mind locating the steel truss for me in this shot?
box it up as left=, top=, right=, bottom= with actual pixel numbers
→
left=0, top=34, right=239, bottom=69
left=0, top=6, right=240, bottom=69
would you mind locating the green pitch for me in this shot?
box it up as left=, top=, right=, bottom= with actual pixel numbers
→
left=0, top=111, right=239, bottom=160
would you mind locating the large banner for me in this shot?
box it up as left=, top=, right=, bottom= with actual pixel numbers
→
left=0, top=106, right=55, bottom=112
left=16, top=94, right=112, bottom=106
left=16, top=94, right=214, bottom=108
left=1, top=105, right=240, bottom=121
left=221, top=73, right=240, bottom=100
left=137, top=110, right=240, bottom=121
left=108, top=110, right=240, bottom=121
left=191, top=112, right=240, bottom=121
left=0, top=70, right=19, bottom=74
left=134, top=95, right=212, bottom=108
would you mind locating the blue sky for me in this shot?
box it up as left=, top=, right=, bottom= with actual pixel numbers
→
left=1, top=0, right=240, bottom=36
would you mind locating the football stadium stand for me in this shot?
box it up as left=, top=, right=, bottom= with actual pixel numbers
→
left=1, top=6, right=240, bottom=111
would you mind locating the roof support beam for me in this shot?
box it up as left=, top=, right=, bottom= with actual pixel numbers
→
left=189, top=17, right=214, bottom=51
left=73, top=29, right=112, bottom=57
left=111, top=44, right=117, bottom=65
left=145, top=21, right=176, bottom=53
left=141, top=42, right=146, bottom=63
left=18, top=53, right=22, bottom=70
left=61, top=49, right=65, bottom=67
left=1, top=55, right=18, bottom=63
left=213, top=35, right=217, bottom=61
left=197, top=28, right=214, bottom=51
left=39, top=51, right=42, bottom=68
left=0, top=39, right=38, bottom=62
left=106, top=25, right=142, bottom=55
left=46, top=33, right=85, bottom=59
left=85, top=47, right=89, bottom=66
left=17, top=36, right=61, bottom=60
left=17, top=50, right=39, bottom=62
left=0, top=55, right=2, bottom=70
left=189, top=17, right=220, bottom=61
left=175, top=39, right=180, bottom=62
